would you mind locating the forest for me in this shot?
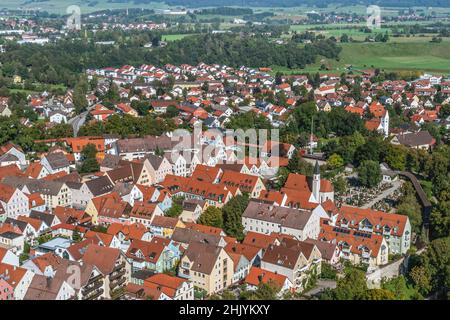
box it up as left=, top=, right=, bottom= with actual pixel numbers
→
left=0, top=34, right=341, bottom=87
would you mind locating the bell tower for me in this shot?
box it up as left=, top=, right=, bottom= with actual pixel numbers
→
left=312, top=161, right=321, bottom=203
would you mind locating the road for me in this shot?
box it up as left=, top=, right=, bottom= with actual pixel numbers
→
left=68, top=103, right=97, bottom=137
left=303, top=279, right=337, bottom=298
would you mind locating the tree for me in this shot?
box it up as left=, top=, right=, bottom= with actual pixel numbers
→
left=79, top=143, right=99, bottom=173
left=364, top=289, right=395, bottom=300
left=287, top=153, right=313, bottom=176
left=197, top=206, right=223, bottom=229
left=332, top=175, right=348, bottom=195
left=397, top=195, right=422, bottom=233
left=72, top=228, right=82, bottom=242
left=248, top=280, right=280, bottom=300
left=340, top=33, right=349, bottom=43
left=357, top=160, right=381, bottom=188
left=385, top=144, right=407, bottom=171
left=327, top=153, right=344, bottom=170
left=381, top=275, right=422, bottom=300
left=409, top=265, right=432, bottom=296
left=222, top=194, right=249, bottom=240
left=274, top=167, right=289, bottom=190
left=73, top=77, right=89, bottom=114
left=320, top=267, right=368, bottom=300
left=166, top=196, right=184, bottom=218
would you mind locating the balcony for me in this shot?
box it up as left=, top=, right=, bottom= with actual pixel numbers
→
left=113, top=261, right=126, bottom=272
left=87, top=274, right=103, bottom=284
left=82, top=280, right=103, bottom=295
left=110, top=277, right=126, bottom=290
left=110, top=269, right=126, bottom=281
left=297, top=265, right=308, bottom=273
left=83, top=288, right=104, bottom=300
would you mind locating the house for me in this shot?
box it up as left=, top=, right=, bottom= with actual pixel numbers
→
left=179, top=199, right=205, bottom=223
left=171, top=227, right=226, bottom=248
left=219, top=171, right=266, bottom=198
left=105, top=162, right=153, bottom=186
left=242, top=201, right=321, bottom=241
left=69, top=176, right=115, bottom=209
left=106, top=223, right=151, bottom=247
left=124, top=283, right=172, bottom=300
left=0, top=143, right=27, bottom=168
left=81, top=244, right=132, bottom=299
left=67, top=137, right=105, bottom=162
left=41, top=152, right=71, bottom=174
left=84, top=192, right=125, bottom=225
left=90, top=104, right=115, bottom=121
left=178, top=242, right=234, bottom=295
left=0, top=183, right=30, bottom=220
left=329, top=206, right=411, bottom=254
left=130, top=202, right=164, bottom=228
left=304, top=238, right=340, bottom=265
left=0, top=104, right=12, bottom=117
left=391, top=131, right=436, bottom=150
left=125, top=237, right=181, bottom=273
left=24, top=163, right=50, bottom=179
left=150, top=216, right=185, bottom=238
left=319, top=222, right=389, bottom=267
left=48, top=111, right=68, bottom=124
left=0, top=263, right=35, bottom=300
left=142, top=154, right=173, bottom=183
left=21, top=179, right=72, bottom=210
left=144, top=273, right=194, bottom=300
left=0, top=247, right=19, bottom=266
left=244, top=266, right=293, bottom=294
left=261, top=238, right=321, bottom=292
left=22, top=253, right=105, bottom=300
left=224, top=242, right=263, bottom=284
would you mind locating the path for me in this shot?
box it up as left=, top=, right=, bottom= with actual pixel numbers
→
left=361, top=180, right=403, bottom=209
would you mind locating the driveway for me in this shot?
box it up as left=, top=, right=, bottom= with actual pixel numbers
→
left=303, top=279, right=337, bottom=297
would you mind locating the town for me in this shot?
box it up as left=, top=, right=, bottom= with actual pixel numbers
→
left=0, top=1, right=449, bottom=302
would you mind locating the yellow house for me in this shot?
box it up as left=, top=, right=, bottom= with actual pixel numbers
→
left=179, top=242, right=234, bottom=295
left=150, top=216, right=185, bottom=238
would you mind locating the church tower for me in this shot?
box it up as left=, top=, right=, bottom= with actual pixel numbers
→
left=312, top=161, right=321, bottom=203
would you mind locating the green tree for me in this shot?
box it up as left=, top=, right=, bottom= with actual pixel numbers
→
left=384, top=144, right=407, bottom=171
left=363, top=289, right=395, bottom=300
left=72, top=228, right=82, bottom=242
left=249, top=280, right=280, bottom=300
left=357, top=160, right=381, bottom=188
left=197, top=206, right=223, bottom=229
left=332, top=175, right=348, bottom=195
left=409, top=265, right=432, bottom=296
left=327, top=153, right=344, bottom=170
left=222, top=194, right=249, bottom=240
left=79, top=143, right=99, bottom=173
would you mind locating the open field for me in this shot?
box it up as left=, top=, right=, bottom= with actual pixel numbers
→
left=270, top=41, right=450, bottom=75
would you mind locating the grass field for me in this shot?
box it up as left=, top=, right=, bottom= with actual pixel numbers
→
left=270, top=41, right=450, bottom=75
left=162, top=34, right=197, bottom=41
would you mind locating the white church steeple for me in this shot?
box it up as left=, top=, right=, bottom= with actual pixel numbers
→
left=312, top=161, right=321, bottom=203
